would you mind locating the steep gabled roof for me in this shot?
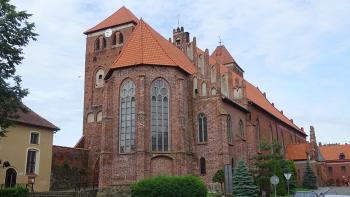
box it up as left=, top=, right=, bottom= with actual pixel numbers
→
left=11, top=107, right=59, bottom=131
left=320, top=144, right=350, bottom=161
left=245, top=81, right=304, bottom=133
left=211, top=45, right=236, bottom=65
left=285, top=143, right=310, bottom=160
left=110, top=19, right=195, bottom=74
left=84, top=6, right=139, bottom=34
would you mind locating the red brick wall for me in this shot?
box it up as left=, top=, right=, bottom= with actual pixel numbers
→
left=325, top=161, right=350, bottom=186
left=52, top=145, right=89, bottom=169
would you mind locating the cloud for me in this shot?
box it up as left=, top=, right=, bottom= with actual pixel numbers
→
left=10, top=0, right=350, bottom=146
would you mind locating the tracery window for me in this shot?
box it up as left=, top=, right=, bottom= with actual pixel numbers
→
left=151, top=78, right=169, bottom=152
left=119, top=79, right=136, bottom=153
left=198, top=113, right=208, bottom=143
left=227, top=115, right=233, bottom=144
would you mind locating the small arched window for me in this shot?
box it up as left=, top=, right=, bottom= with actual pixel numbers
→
left=119, top=79, right=136, bottom=153
left=210, top=65, right=216, bottom=83
left=151, top=78, right=169, bottom=152
left=200, top=157, right=206, bottom=175
left=211, top=88, right=217, bottom=95
left=256, top=119, right=261, bottom=151
left=193, top=77, right=198, bottom=96
left=95, top=69, right=105, bottom=88
left=112, top=31, right=124, bottom=45
left=87, top=113, right=94, bottom=123
left=198, top=113, right=208, bottom=143
left=94, top=38, right=100, bottom=51
left=340, top=153, right=346, bottom=160
left=201, top=82, right=207, bottom=96
left=239, top=119, right=244, bottom=137
left=227, top=115, right=233, bottom=144
left=96, top=111, right=102, bottom=122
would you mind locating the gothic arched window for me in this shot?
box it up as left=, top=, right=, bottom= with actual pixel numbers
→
left=210, top=65, right=216, bottom=83
left=95, top=69, right=105, bottom=88
left=239, top=119, right=244, bottom=137
left=119, top=79, right=136, bottom=153
left=227, top=115, right=233, bottom=144
left=94, top=38, right=100, bottom=51
left=201, top=82, right=207, bottom=96
left=198, top=113, right=208, bottom=143
left=151, top=78, right=169, bottom=152
left=112, top=31, right=124, bottom=45
left=256, top=119, right=261, bottom=151
left=198, top=54, right=205, bottom=75
left=200, top=157, right=206, bottom=175
left=193, top=77, right=198, bottom=96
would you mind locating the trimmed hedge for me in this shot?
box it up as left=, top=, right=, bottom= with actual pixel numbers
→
left=0, top=187, right=29, bottom=197
left=131, top=175, right=208, bottom=197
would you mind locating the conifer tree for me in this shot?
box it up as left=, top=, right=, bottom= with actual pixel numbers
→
left=232, top=160, right=259, bottom=197
left=302, top=161, right=317, bottom=189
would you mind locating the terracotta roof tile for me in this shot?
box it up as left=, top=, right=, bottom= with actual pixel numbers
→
left=84, top=6, right=139, bottom=34
left=110, top=19, right=195, bottom=74
left=211, top=45, right=236, bottom=65
left=11, top=107, right=59, bottom=131
left=320, top=144, right=350, bottom=161
left=286, top=143, right=310, bottom=160
left=245, top=81, right=303, bottom=133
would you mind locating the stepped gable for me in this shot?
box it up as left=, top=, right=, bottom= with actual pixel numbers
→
left=109, top=19, right=195, bottom=74
left=84, top=6, right=139, bottom=34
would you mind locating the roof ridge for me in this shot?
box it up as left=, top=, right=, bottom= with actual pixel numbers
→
left=141, top=20, right=179, bottom=66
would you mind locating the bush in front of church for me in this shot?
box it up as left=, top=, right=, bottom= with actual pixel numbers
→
left=0, top=187, right=29, bottom=197
left=131, top=175, right=208, bottom=197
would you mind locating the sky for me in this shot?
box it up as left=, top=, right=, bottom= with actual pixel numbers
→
left=11, top=0, right=350, bottom=147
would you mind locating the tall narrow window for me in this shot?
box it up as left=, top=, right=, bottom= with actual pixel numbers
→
left=26, top=149, right=37, bottom=174
left=239, top=119, right=244, bottom=137
left=198, top=55, right=205, bottom=75
left=200, top=157, right=206, bottom=175
left=193, top=77, right=198, bottom=96
left=198, top=113, right=208, bottom=143
left=227, top=115, right=233, bottom=144
left=119, top=79, right=136, bottom=153
left=201, top=82, right=207, bottom=96
left=95, top=69, right=105, bottom=88
left=210, top=65, right=216, bottom=83
left=256, top=119, right=261, bottom=151
left=151, top=78, right=169, bottom=152
left=94, top=38, right=100, bottom=51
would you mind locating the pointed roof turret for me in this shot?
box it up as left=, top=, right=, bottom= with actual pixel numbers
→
left=84, top=6, right=139, bottom=34
left=108, top=19, right=195, bottom=75
left=211, top=45, right=236, bottom=65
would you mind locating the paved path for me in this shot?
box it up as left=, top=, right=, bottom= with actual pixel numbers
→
left=326, top=187, right=350, bottom=195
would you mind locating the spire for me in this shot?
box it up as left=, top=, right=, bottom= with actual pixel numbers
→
left=109, top=19, right=195, bottom=75
left=84, top=6, right=139, bottom=34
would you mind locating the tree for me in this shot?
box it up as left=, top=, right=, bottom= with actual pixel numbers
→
left=302, top=161, right=317, bottom=189
left=232, top=160, right=259, bottom=197
left=0, top=0, right=38, bottom=137
left=212, top=169, right=224, bottom=194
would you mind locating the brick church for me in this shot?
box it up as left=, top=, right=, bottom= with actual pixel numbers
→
left=70, top=6, right=308, bottom=189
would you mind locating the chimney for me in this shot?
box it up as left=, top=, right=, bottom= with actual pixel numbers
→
left=301, top=127, right=304, bottom=132
left=290, top=119, right=293, bottom=123
left=280, top=110, right=283, bottom=114
left=263, top=92, right=266, bottom=97
left=272, top=102, right=274, bottom=107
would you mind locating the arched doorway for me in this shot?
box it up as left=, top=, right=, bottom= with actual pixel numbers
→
left=5, top=168, right=17, bottom=188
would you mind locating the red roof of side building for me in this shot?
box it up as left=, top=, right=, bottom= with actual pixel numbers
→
left=84, top=6, right=139, bottom=34
left=10, top=107, right=59, bottom=131
left=285, top=143, right=310, bottom=160
left=319, top=144, right=350, bottom=161
left=109, top=19, right=195, bottom=75
left=245, top=81, right=304, bottom=133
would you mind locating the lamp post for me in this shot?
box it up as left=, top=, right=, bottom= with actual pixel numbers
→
left=284, top=172, right=292, bottom=196
left=270, top=175, right=279, bottom=197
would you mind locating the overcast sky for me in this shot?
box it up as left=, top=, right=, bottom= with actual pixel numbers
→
left=11, top=0, right=350, bottom=147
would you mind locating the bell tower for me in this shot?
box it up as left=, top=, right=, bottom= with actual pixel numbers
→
left=81, top=6, right=139, bottom=175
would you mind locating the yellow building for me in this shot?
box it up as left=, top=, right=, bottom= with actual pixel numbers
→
left=0, top=108, right=59, bottom=192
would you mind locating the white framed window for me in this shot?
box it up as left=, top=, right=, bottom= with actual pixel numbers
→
left=119, top=79, right=136, bottom=153
left=25, top=148, right=39, bottom=175
left=151, top=78, right=170, bottom=152
left=29, top=131, right=40, bottom=145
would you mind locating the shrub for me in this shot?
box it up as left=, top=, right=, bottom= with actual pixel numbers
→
left=212, top=169, right=224, bottom=194
left=131, top=175, right=208, bottom=197
left=0, top=187, right=29, bottom=197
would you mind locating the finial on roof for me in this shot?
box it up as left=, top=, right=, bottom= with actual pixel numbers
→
left=177, top=14, right=180, bottom=27
left=272, top=102, right=275, bottom=106
left=301, top=127, right=304, bottom=131
left=263, top=92, right=266, bottom=97
left=290, top=119, right=293, bottom=123
left=281, top=110, right=283, bottom=114
left=219, top=36, right=222, bottom=46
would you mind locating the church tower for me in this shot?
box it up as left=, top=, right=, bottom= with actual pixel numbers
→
left=81, top=6, right=139, bottom=180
